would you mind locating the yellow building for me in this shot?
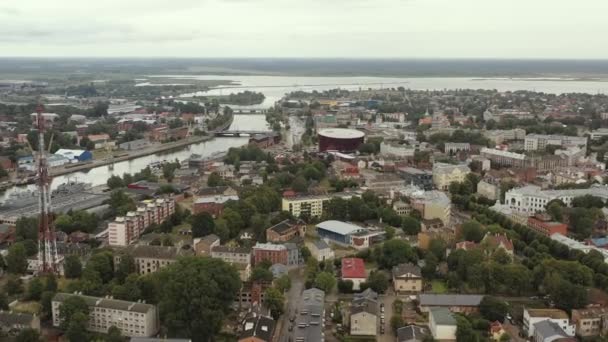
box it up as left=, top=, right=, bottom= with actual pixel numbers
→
left=281, top=194, right=331, bottom=218
left=432, top=163, right=471, bottom=191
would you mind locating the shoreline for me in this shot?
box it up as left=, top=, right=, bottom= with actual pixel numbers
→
left=49, top=135, right=215, bottom=177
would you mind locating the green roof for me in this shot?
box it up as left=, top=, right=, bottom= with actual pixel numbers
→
left=430, top=308, right=456, bottom=326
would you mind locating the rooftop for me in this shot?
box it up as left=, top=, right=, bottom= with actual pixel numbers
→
left=253, top=243, right=287, bottom=251
left=392, top=263, right=422, bottom=278
left=267, top=219, right=303, bottom=235
left=53, top=293, right=155, bottom=314
left=341, top=258, right=366, bottom=279
left=316, top=220, right=365, bottom=236
left=533, top=320, right=569, bottom=339
left=419, top=294, right=484, bottom=307
left=211, top=245, right=251, bottom=254
left=430, top=307, right=457, bottom=326
left=117, top=245, right=180, bottom=260
left=397, top=325, right=430, bottom=342
left=525, top=308, right=569, bottom=319
left=318, top=128, right=365, bottom=139
left=0, top=311, right=36, bottom=326
left=240, top=314, right=275, bottom=342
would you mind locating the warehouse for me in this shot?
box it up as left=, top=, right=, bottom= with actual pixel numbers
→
left=316, top=220, right=366, bottom=245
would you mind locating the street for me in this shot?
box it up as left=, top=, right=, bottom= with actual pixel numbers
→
left=276, top=267, right=305, bottom=342
left=376, top=292, right=395, bottom=342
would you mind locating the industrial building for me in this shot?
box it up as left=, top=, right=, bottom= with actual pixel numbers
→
left=316, top=220, right=366, bottom=245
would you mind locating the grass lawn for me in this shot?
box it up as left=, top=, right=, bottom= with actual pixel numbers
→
left=430, top=280, right=448, bottom=294
left=11, top=301, right=41, bottom=314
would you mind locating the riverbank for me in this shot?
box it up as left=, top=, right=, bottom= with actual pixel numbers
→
left=49, top=135, right=214, bottom=177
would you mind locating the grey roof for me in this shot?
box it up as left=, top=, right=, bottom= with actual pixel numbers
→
left=397, top=325, right=430, bottom=342
left=312, top=239, right=330, bottom=250
left=354, top=288, right=378, bottom=301
left=118, top=245, right=180, bottom=260
left=430, top=308, right=457, bottom=326
left=211, top=245, right=251, bottom=254
left=351, top=298, right=377, bottom=316
left=533, top=320, right=569, bottom=340
left=393, top=263, right=422, bottom=278
left=294, top=288, right=325, bottom=342
left=131, top=339, right=191, bottom=342
left=316, top=220, right=365, bottom=236
left=201, top=234, right=220, bottom=244
left=267, top=219, right=303, bottom=235
left=0, top=311, right=36, bottom=326
left=53, top=293, right=155, bottom=314
left=197, top=186, right=233, bottom=196
left=240, top=315, right=275, bottom=342
left=419, top=294, right=484, bottom=307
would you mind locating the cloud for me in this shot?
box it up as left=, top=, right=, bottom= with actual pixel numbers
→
left=0, top=7, right=20, bottom=15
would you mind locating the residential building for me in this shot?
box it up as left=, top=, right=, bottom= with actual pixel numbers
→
left=403, top=188, right=451, bottom=225
left=484, top=108, right=534, bottom=122
left=52, top=293, right=158, bottom=337
left=0, top=311, right=40, bottom=334
left=418, top=294, right=484, bottom=313
left=364, top=174, right=406, bottom=195
left=571, top=307, right=608, bottom=337
left=523, top=308, right=575, bottom=338
left=393, top=200, right=412, bottom=216
left=398, top=167, right=433, bottom=190
left=432, top=163, right=471, bottom=191
left=341, top=258, right=367, bottom=291
left=238, top=314, right=275, bottom=342
left=504, top=184, right=608, bottom=214
left=590, top=128, right=608, bottom=141
left=444, top=142, right=470, bottom=155
left=266, top=219, right=306, bottom=243
left=88, top=133, right=114, bottom=149
left=281, top=194, right=331, bottom=218
left=379, top=141, right=417, bottom=157
left=306, top=239, right=335, bottom=261
left=193, top=234, right=220, bottom=256
left=192, top=195, right=237, bottom=217
left=392, top=263, right=423, bottom=293
left=252, top=243, right=288, bottom=266
left=525, top=134, right=587, bottom=151
left=480, top=148, right=527, bottom=169
left=113, top=245, right=182, bottom=274
left=293, top=288, right=325, bottom=342
left=285, top=243, right=301, bottom=266
left=533, top=320, right=577, bottom=342
left=211, top=245, right=251, bottom=265
left=108, top=198, right=176, bottom=246
left=551, top=233, right=608, bottom=262
left=483, top=129, right=526, bottom=144
left=527, top=214, right=568, bottom=237
left=397, top=325, right=431, bottom=342
left=481, top=233, right=514, bottom=255
left=248, top=133, right=279, bottom=149
left=477, top=178, right=501, bottom=201
left=350, top=290, right=377, bottom=336
left=429, top=308, right=457, bottom=341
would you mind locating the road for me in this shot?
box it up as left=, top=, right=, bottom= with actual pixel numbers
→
left=276, top=267, right=304, bottom=342
left=376, top=292, right=395, bottom=342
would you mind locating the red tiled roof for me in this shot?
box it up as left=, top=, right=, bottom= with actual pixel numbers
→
left=341, top=258, right=366, bottom=279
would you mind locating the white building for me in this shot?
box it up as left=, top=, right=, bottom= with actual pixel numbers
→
left=429, top=308, right=457, bottom=341
left=523, top=308, right=575, bottom=338
left=504, top=184, right=608, bottom=214
left=589, top=128, right=608, bottom=141
left=524, top=134, right=587, bottom=151
left=306, top=239, right=335, bottom=262
left=52, top=293, right=158, bottom=337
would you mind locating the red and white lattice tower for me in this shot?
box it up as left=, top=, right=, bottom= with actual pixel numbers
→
left=33, top=104, right=59, bottom=274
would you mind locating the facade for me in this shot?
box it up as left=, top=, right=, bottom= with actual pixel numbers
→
left=432, top=163, right=471, bottom=191
left=293, top=288, right=325, bottom=342
left=341, top=258, right=367, bottom=291
left=281, top=194, right=331, bottom=218
left=285, top=243, right=301, bottom=266
left=523, top=308, right=575, bottom=338
left=0, top=311, right=40, bottom=334
left=119, top=139, right=150, bottom=151
left=350, top=299, right=377, bottom=336
left=364, top=174, right=406, bottom=194
left=419, top=294, right=484, bottom=314
left=306, top=239, right=335, bottom=261
left=480, top=148, right=527, bottom=168
left=211, top=245, right=251, bottom=265
left=527, top=214, right=568, bottom=237
left=108, top=198, right=176, bottom=246
left=429, top=308, right=457, bottom=341
left=398, top=167, right=433, bottom=190
left=525, top=134, right=587, bottom=151
left=444, top=142, right=470, bottom=155
left=52, top=293, right=158, bottom=337
left=380, top=141, right=417, bottom=157
left=392, top=263, right=423, bottom=293
left=571, top=307, right=608, bottom=337
left=477, top=178, right=501, bottom=201
left=252, top=243, right=288, bottom=266
left=483, top=129, right=526, bottom=144
left=238, top=314, right=275, bottom=342
left=406, top=189, right=451, bottom=226
left=316, top=220, right=366, bottom=245
left=590, top=128, right=608, bottom=141
left=504, top=184, right=608, bottom=214
left=393, top=200, right=412, bottom=216
left=317, top=128, right=365, bottom=152
left=266, top=219, right=306, bottom=243
left=113, top=245, right=181, bottom=274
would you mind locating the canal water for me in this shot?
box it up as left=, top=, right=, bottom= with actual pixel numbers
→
left=0, top=115, right=268, bottom=202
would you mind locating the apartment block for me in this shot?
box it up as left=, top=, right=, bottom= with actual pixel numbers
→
left=432, top=163, right=470, bottom=191
left=211, top=246, right=251, bottom=265
left=252, top=243, right=288, bottom=266
left=113, top=245, right=182, bottom=275
left=108, top=197, right=175, bottom=246
left=281, top=194, right=331, bottom=218
left=52, top=293, right=158, bottom=337
left=524, top=134, right=587, bottom=151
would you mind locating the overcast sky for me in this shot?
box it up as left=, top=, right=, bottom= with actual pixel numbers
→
left=1, top=0, right=608, bottom=58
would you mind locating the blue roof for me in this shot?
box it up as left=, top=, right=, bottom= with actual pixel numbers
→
left=591, top=237, right=608, bottom=247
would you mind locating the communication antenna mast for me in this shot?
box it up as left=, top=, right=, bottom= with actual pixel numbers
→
left=33, top=103, right=59, bottom=274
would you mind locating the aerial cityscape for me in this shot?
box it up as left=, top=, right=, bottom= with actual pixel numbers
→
left=4, top=1, right=608, bottom=342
